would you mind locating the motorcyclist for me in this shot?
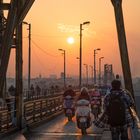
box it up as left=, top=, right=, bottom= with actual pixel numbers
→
left=76, top=87, right=91, bottom=128
left=89, top=85, right=102, bottom=116
left=63, top=85, right=76, bottom=116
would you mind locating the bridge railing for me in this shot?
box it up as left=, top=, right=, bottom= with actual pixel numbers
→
left=0, top=98, right=17, bottom=133
left=23, top=88, right=63, bottom=101
left=0, top=87, right=81, bottom=134
left=24, top=94, right=63, bottom=126
left=0, top=89, right=65, bottom=134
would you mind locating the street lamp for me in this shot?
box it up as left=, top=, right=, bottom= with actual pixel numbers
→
left=83, top=64, right=88, bottom=86
left=89, top=65, right=93, bottom=83
left=79, top=21, right=90, bottom=88
left=94, top=48, right=101, bottom=85
left=99, top=57, right=104, bottom=86
left=58, top=49, right=66, bottom=88
left=23, top=21, right=31, bottom=91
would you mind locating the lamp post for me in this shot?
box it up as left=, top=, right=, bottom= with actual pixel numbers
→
left=89, top=65, right=93, bottom=83
left=23, top=21, right=31, bottom=91
left=83, top=64, right=88, bottom=86
left=58, top=49, right=66, bottom=88
left=99, top=57, right=104, bottom=86
left=76, top=57, right=80, bottom=88
left=94, top=48, right=101, bottom=85
left=79, top=21, right=90, bottom=88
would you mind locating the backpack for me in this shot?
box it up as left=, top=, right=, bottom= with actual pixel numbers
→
left=107, top=92, right=126, bottom=127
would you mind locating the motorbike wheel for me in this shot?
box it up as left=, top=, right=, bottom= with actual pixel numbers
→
left=81, top=128, right=87, bottom=135
left=92, top=108, right=98, bottom=119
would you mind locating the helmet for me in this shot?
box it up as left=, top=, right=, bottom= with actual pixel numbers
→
left=80, top=87, right=88, bottom=95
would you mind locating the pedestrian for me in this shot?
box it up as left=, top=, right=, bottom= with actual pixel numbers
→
left=94, top=79, right=135, bottom=140
left=7, top=85, right=16, bottom=125
left=8, top=85, right=15, bottom=96
left=35, top=85, right=41, bottom=98
left=30, top=84, right=35, bottom=99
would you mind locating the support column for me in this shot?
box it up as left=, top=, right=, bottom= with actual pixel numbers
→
left=111, top=0, right=135, bottom=100
left=16, top=0, right=23, bottom=129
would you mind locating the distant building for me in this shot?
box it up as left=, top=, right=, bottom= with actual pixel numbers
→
left=60, top=72, right=64, bottom=79
left=49, top=74, right=57, bottom=79
left=39, top=74, right=42, bottom=79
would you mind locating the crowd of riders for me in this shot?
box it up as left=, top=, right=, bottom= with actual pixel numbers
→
left=63, top=76, right=135, bottom=139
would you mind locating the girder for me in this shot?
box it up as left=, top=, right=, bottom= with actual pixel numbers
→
left=18, top=0, right=35, bottom=24
left=0, top=3, right=10, bottom=10
left=0, top=0, right=17, bottom=96
left=0, top=0, right=35, bottom=97
left=111, top=0, right=135, bottom=105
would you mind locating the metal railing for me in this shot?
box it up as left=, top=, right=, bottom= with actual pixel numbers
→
left=24, top=94, right=63, bottom=126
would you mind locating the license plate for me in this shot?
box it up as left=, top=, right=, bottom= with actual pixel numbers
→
left=80, top=117, right=86, bottom=123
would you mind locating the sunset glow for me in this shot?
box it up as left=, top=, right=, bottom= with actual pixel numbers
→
left=7, top=0, right=140, bottom=78
left=67, top=37, right=74, bottom=44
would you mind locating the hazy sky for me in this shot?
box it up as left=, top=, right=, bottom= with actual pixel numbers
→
left=7, top=0, right=140, bottom=78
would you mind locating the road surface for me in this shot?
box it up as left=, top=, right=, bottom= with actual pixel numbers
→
left=25, top=114, right=104, bottom=140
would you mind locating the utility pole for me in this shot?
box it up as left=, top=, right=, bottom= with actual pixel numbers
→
left=28, top=23, right=31, bottom=91
left=111, top=0, right=135, bottom=100
left=80, top=24, right=82, bottom=88
left=58, top=49, right=66, bottom=88
left=84, top=64, right=88, bottom=86
left=89, top=65, right=93, bottom=83
left=94, top=48, right=100, bottom=85
left=99, top=57, right=104, bottom=86
left=79, top=21, right=90, bottom=88
left=23, top=22, right=31, bottom=91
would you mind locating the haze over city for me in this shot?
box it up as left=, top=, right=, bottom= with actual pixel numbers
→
left=6, top=0, right=140, bottom=78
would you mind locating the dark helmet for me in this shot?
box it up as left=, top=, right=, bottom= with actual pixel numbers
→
left=111, top=79, right=121, bottom=90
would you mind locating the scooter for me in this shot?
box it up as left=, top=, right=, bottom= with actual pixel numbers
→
left=76, top=99, right=91, bottom=135
left=63, top=95, right=75, bottom=121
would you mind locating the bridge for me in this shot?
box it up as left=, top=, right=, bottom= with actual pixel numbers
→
left=0, top=89, right=140, bottom=139
left=0, top=0, right=140, bottom=139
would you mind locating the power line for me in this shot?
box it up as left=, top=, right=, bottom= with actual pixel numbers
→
left=32, top=46, right=60, bottom=74
left=31, top=34, right=71, bottom=38
left=31, top=39, right=59, bottom=57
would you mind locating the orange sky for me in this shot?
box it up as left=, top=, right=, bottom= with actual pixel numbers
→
left=7, top=0, right=140, bottom=78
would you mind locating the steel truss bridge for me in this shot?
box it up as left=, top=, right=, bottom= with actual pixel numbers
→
left=0, top=0, right=140, bottom=139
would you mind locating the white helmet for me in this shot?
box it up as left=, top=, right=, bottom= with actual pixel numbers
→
left=80, top=87, right=88, bottom=94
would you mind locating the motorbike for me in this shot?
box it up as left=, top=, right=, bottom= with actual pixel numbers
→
left=91, top=100, right=101, bottom=119
left=76, top=99, right=91, bottom=135
left=63, top=95, right=75, bottom=121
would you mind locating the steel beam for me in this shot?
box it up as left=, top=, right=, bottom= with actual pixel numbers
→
left=0, top=0, right=35, bottom=97
left=0, top=0, right=17, bottom=97
left=18, top=0, right=35, bottom=24
left=0, top=3, right=10, bottom=10
left=111, top=0, right=135, bottom=100
left=16, top=24, right=23, bottom=130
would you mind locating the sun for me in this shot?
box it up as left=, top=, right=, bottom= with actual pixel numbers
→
left=67, top=37, right=74, bottom=44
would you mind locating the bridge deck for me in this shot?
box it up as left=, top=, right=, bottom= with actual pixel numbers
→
left=1, top=94, right=140, bottom=140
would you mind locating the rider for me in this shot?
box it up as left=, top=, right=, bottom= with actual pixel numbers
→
left=77, top=87, right=90, bottom=101
left=76, top=87, right=91, bottom=128
left=89, top=85, right=102, bottom=114
left=63, top=85, right=76, bottom=115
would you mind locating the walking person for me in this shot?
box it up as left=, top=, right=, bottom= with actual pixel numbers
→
left=30, top=84, right=35, bottom=99
left=94, top=79, right=135, bottom=140
left=35, top=85, right=41, bottom=98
